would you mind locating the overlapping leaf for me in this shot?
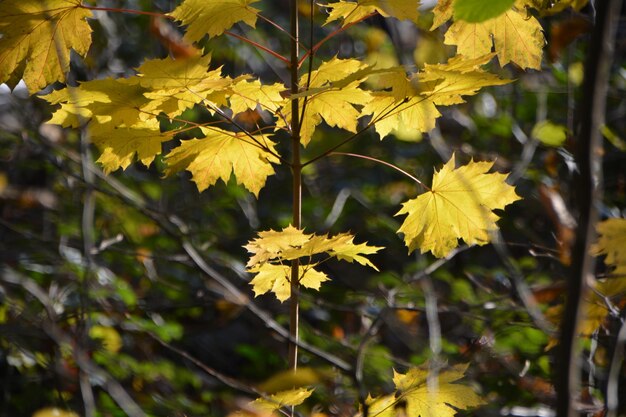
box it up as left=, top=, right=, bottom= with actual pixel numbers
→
left=164, top=127, right=279, bottom=196
left=277, top=57, right=372, bottom=145
left=169, top=0, right=261, bottom=41
left=245, top=225, right=382, bottom=301
left=397, top=155, right=521, bottom=257
left=432, top=4, right=545, bottom=69
left=418, top=54, right=511, bottom=105
left=323, top=0, right=419, bottom=27
left=0, top=0, right=93, bottom=94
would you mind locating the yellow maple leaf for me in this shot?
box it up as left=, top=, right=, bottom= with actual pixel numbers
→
left=323, top=0, right=419, bottom=27
left=251, top=388, right=313, bottom=413
left=164, top=127, right=279, bottom=197
left=431, top=0, right=454, bottom=30
left=396, top=155, right=521, bottom=258
left=169, top=0, right=261, bottom=42
left=91, top=120, right=170, bottom=174
left=137, top=55, right=232, bottom=118
left=443, top=8, right=544, bottom=70
left=245, top=226, right=382, bottom=300
left=393, top=364, right=485, bottom=417
left=592, top=218, right=626, bottom=277
left=418, top=54, right=511, bottom=105
left=249, top=264, right=330, bottom=302
left=229, top=79, right=285, bottom=115
left=277, top=57, right=372, bottom=145
left=0, top=0, right=92, bottom=94
left=42, top=78, right=150, bottom=127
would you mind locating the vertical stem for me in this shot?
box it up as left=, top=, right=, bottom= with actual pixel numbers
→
left=555, top=1, right=620, bottom=417
left=288, top=0, right=301, bottom=373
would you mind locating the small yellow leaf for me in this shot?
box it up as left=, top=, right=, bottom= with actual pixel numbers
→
left=396, top=155, right=521, bottom=257
left=169, top=0, right=261, bottom=41
left=531, top=120, right=568, bottom=147
left=251, top=388, right=314, bottom=412
left=89, top=325, right=123, bottom=353
left=249, top=264, right=330, bottom=302
left=0, top=0, right=93, bottom=94
left=229, top=79, right=285, bottom=115
left=393, top=364, right=485, bottom=417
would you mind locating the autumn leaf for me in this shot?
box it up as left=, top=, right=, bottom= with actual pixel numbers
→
left=251, top=388, right=313, bottom=413
left=396, top=155, right=521, bottom=258
left=592, top=218, right=626, bottom=277
left=393, top=364, right=485, bottom=417
left=164, top=127, right=279, bottom=197
left=169, top=0, right=261, bottom=42
left=434, top=6, right=545, bottom=70
left=229, top=79, right=285, bottom=115
left=0, top=0, right=92, bottom=94
left=323, top=0, right=419, bottom=27
left=245, top=226, right=382, bottom=300
left=277, top=57, right=372, bottom=145
left=249, top=264, right=330, bottom=302
left=418, top=54, right=511, bottom=105
left=137, top=55, right=232, bottom=118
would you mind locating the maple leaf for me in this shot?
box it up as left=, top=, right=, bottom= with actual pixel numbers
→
left=0, top=0, right=92, bottom=94
left=245, top=226, right=382, bottom=300
left=592, top=218, right=626, bottom=277
left=91, top=120, right=171, bottom=174
left=434, top=5, right=545, bottom=70
left=229, top=78, right=285, bottom=115
left=418, top=54, right=511, bottom=105
left=251, top=388, right=313, bottom=413
left=169, top=0, right=261, bottom=42
left=396, top=155, right=521, bottom=258
left=393, top=364, right=485, bottom=417
left=323, top=0, right=419, bottom=27
left=136, top=55, right=232, bottom=118
left=453, top=0, right=515, bottom=22
left=164, top=127, right=279, bottom=197
left=277, top=57, right=372, bottom=145
left=41, top=78, right=150, bottom=127
left=249, top=264, right=330, bottom=302
left=361, top=69, right=440, bottom=139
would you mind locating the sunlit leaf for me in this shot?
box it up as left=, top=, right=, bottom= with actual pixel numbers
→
left=0, top=0, right=92, bottom=94
left=396, top=155, right=521, bottom=257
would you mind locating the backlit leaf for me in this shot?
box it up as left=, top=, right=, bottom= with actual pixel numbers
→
left=164, top=127, right=279, bottom=196
left=592, top=218, right=626, bottom=277
left=323, top=0, right=419, bottom=27
left=393, top=364, right=485, bottom=417
left=419, top=54, right=511, bottom=105
left=531, top=120, right=568, bottom=147
left=443, top=8, right=545, bottom=69
left=169, top=0, right=261, bottom=41
left=248, top=264, right=330, bottom=302
left=396, top=155, right=521, bottom=257
left=251, top=388, right=314, bottom=412
left=0, top=0, right=92, bottom=94
left=245, top=226, right=382, bottom=300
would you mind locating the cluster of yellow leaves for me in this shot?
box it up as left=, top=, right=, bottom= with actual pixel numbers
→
left=546, top=218, right=626, bottom=338
left=41, top=54, right=280, bottom=196
left=579, top=218, right=626, bottom=335
left=245, top=225, right=382, bottom=301
left=431, top=0, right=545, bottom=69
left=397, top=155, right=521, bottom=258
left=247, top=364, right=484, bottom=417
